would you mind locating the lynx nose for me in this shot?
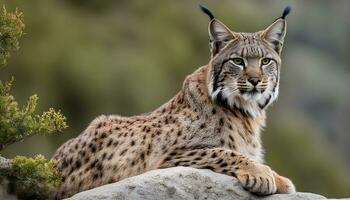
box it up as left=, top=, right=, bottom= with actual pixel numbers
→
left=248, top=77, right=261, bottom=86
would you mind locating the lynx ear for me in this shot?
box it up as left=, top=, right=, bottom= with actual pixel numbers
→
left=260, top=6, right=291, bottom=54
left=208, top=19, right=235, bottom=54
left=200, top=5, right=235, bottom=55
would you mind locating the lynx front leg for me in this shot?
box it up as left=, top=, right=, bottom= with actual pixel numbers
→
left=159, top=147, right=295, bottom=195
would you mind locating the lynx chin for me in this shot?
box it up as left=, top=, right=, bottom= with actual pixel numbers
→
left=52, top=5, right=295, bottom=199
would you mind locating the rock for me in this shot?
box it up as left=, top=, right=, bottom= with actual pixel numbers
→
left=0, top=157, right=17, bottom=200
left=65, top=167, right=339, bottom=200
left=0, top=179, right=18, bottom=200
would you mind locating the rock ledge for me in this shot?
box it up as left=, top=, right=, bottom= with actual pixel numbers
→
left=66, top=167, right=335, bottom=200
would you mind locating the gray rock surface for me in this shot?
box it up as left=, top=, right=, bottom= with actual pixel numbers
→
left=65, top=167, right=341, bottom=200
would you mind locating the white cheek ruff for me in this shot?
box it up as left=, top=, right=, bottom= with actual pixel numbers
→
left=272, top=85, right=279, bottom=101
left=241, top=92, right=263, bottom=101
left=221, top=86, right=238, bottom=108
left=211, top=88, right=221, bottom=100
left=209, top=83, right=279, bottom=118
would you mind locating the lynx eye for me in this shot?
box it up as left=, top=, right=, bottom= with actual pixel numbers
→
left=261, top=58, right=271, bottom=65
left=231, top=58, right=244, bottom=66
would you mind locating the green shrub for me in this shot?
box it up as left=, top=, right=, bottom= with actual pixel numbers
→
left=4, top=155, right=62, bottom=199
left=0, top=6, right=67, bottom=199
left=0, top=78, right=67, bottom=151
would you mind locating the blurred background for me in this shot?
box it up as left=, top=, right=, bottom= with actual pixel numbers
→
left=0, top=0, right=349, bottom=197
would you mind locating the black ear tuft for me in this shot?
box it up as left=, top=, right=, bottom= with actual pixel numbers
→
left=281, top=6, right=291, bottom=19
left=199, top=5, right=215, bottom=20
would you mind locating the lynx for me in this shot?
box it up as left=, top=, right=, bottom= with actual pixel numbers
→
left=52, top=6, right=295, bottom=199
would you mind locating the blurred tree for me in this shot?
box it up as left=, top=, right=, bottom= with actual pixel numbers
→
left=0, top=7, right=24, bottom=65
left=0, top=7, right=66, bottom=199
left=64, top=0, right=118, bottom=12
left=264, top=114, right=350, bottom=197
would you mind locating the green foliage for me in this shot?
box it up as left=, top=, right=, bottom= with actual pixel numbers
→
left=0, top=78, right=68, bottom=151
left=0, top=6, right=25, bottom=66
left=0, top=6, right=66, bottom=199
left=7, top=155, right=61, bottom=199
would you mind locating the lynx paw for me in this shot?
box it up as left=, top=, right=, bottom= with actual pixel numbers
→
left=273, top=172, right=296, bottom=194
left=236, top=163, right=277, bottom=195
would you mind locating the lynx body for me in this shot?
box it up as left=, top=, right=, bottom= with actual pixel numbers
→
left=53, top=6, right=295, bottom=199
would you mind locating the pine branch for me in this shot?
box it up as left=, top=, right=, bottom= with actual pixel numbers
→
left=0, top=79, right=68, bottom=151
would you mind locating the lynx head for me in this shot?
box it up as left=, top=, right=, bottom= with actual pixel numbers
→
left=200, top=5, right=290, bottom=117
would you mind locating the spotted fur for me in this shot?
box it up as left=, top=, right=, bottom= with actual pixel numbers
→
left=52, top=6, right=295, bottom=199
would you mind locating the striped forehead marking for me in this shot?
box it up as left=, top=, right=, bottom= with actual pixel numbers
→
left=237, top=33, right=266, bottom=58
left=240, top=45, right=266, bottom=57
